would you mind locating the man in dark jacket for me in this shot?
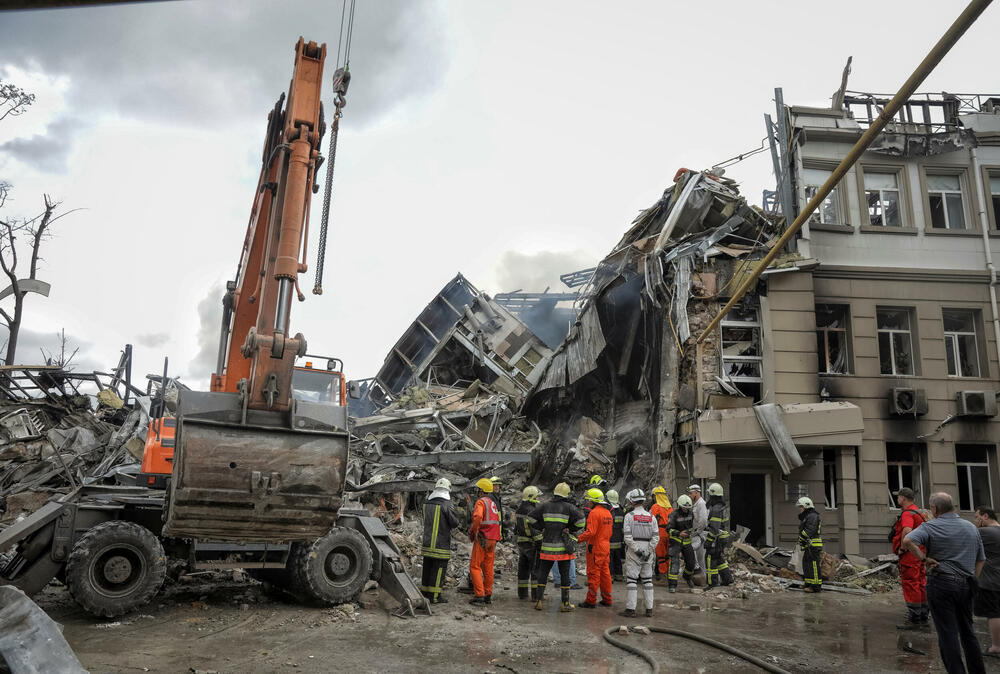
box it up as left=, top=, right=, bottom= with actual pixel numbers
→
left=526, top=482, right=586, bottom=612
left=607, top=490, right=625, bottom=581
left=421, top=478, right=460, bottom=604
left=515, top=486, right=542, bottom=599
left=797, top=496, right=823, bottom=593
left=667, top=495, right=697, bottom=592
left=705, top=482, right=733, bottom=588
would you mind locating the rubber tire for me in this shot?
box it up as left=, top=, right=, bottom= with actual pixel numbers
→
left=65, top=520, right=167, bottom=618
left=290, top=526, right=372, bottom=605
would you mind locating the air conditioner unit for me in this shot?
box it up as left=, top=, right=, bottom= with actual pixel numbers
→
left=888, top=388, right=928, bottom=416
left=956, top=391, right=998, bottom=417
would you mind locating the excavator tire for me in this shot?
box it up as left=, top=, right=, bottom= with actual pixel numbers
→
left=289, top=526, right=372, bottom=605
left=65, top=520, right=166, bottom=618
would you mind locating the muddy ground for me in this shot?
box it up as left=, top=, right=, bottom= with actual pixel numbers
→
left=31, top=572, right=999, bottom=673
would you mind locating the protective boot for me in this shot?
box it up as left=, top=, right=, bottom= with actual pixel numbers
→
left=685, top=573, right=695, bottom=590
left=517, top=587, right=528, bottom=600
left=534, top=584, right=545, bottom=610
left=645, top=608, right=653, bottom=617
left=579, top=601, right=597, bottom=608
left=469, top=596, right=486, bottom=606
left=559, top=586, right=575, bottom=612
left=484, top=595, right=492, bottom=605
left=619, top=608, right=636, bottom=618
left=668, top=582, right=677, bottom=594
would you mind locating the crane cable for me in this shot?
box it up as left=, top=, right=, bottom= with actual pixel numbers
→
left=313, top=0, right=355, bottom=295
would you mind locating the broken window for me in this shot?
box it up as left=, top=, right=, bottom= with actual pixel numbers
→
left=990, top=174, right=1000, bottom=230
left=877, top=308, right=915, bottom=375
left=886, top=443, right=924, bottom=508
left=803, top=168, right=839, bottom=225
left=823, top=449, right=837, bottom=509
left=865, top=171, right=901, bottom=227
left=720, top=303, right=762, bottom=400
left=815, top=304, right=851, bottom=374
left=927, top=173, right=967, bottom=230
left=956, top=444, right=993, bottom=511
left=943, top=309, right=980, bottom=378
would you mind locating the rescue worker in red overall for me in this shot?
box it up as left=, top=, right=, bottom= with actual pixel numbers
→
left=526, top=482, right=586, bottom=612
left=469, top=477, right=502, bottom=605
left=649, top=486, right=673, bottom=580
left=893, top=487, right=929, bottom=627
left=578, top=488, right=614, bottom=608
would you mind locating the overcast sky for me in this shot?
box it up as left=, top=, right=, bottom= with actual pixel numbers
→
left=0, top=0, right=996, bottom=386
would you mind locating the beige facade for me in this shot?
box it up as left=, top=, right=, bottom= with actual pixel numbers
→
left=694, top=93, right=1000, bottom=556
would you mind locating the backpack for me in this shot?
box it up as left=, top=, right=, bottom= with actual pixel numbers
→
left=888, top=506, right=928, bottom=551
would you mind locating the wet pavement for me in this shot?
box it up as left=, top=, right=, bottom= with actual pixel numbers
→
left=36, top=577, right=1000, bottom=673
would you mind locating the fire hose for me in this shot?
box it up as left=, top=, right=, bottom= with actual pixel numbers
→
left=602, top=625, right=791, bottom=674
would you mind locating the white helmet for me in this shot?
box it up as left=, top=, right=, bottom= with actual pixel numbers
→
left=707, top=482, right=724, bottom=497
left=435, top=477, right=452, bottom=490
left=687, top=484, right=702, bottom=493
left=676, top=494, right=693, bottom=509
left=625, top=488, right=646, bottom=504
left=797, top=496, right=814, bottom=509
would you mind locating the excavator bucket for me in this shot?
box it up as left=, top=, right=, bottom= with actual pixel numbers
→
left=163, top=390, right=349, bottom=542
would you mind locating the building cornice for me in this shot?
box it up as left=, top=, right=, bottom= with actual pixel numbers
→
left=815, top=265, right=991, bottom=284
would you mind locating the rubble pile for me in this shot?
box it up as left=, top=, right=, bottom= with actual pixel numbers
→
left=0, top=365, right=149, bottom=526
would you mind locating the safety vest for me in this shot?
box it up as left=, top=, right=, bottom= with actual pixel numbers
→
left=477, top=496, right=502, bottom=541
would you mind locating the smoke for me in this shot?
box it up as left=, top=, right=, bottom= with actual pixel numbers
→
left=188, top=281, right=226, bottom=387
left=136, top=332, right=169, bottom=349
left=492, top=250, right=596, bottom=293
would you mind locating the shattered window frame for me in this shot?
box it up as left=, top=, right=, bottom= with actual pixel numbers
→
left=984, top=168, right=1000, bottom=231
left=801, top=166, right=841, bottom=226
left=720, top=303, right=763, bottom=399
left=942, top=308, right=981, bottom=378
left=815, top=304, right=852, bottom=374
left=956, top=444, right=994, bottom=511
left=863, top=170, right=903, bottom=228
left=925, top=170, right=968, bottom=230
left=886, top=442, right=925, bottom=509
left=876, top=307, right=916, bottom=376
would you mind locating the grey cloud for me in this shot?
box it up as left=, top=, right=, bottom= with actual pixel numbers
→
left=136, top=332, right=169, bottom=349
left=188, top=281, right=225, bottom=386
left=0, top=1, right=446, bottom=135
left=493, top=250, right=596, bottom=293
left=0, top=116, right=79, bottom=173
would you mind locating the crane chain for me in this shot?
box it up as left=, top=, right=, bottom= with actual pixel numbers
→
left=313, top=70, right=349, bottom=296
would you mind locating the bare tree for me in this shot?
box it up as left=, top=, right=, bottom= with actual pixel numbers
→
left=0, top=195, right=77, bottom=365
left=0, top=81, right=34, bottom=122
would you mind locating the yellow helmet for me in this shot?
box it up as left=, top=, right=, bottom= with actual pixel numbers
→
left=554, top=482, right=571, bottom=498
left=475, top=478, right=494, bottom=493
left=589, top=474, right=606, bottom=486
left=585, top=488, right=604, bottom=503
left=522, top=486, right=540, bottom=502
left=652, top=485, right=667, bottom=495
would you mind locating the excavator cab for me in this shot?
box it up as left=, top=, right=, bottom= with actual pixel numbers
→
left=291, top=356, right=346, bottom=406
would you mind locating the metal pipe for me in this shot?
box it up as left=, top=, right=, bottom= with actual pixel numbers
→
left=696, top=0, right=994, bottom=344
left=275, top=278, right=292, bottom=334
left=970, top=145, right=1000, bottom=370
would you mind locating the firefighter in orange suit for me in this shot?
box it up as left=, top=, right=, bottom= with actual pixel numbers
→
left=469, top=477, right=502, bottom=605
left=578, top=488, right=614, bottom=608
left=649, top=486, right=673, bottom=579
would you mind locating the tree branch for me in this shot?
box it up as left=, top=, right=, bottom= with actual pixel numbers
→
left=29, top=194, right=56, bottom=281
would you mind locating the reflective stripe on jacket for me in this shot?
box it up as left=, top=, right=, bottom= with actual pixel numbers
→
left=421, top=496, right=460, bottom=559
left=610, top=505, right=625, bottom=550
left=798, top=508, right=823, bottom=549
left=525, top=496, right=586, bottom=559
left=705, top=497, right=731, bottom=546
left=667, top=508, right=695, bottom=544
left=515, top=500, right=542, bottom=546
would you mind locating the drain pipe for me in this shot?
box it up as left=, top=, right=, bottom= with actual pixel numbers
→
left=971, top=145, right=1000, bottom=369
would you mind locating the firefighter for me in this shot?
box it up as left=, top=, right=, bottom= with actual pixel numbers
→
left=649, top=485, right=673, bottom=580
left=705, top=482, right=733, bottom=588
left=666, top=494, right=697, bottom=593
left=489, top=475, right=508, bottom=541
left=526, top=482, right=586, bottom=612
left=578, top=488, right=614, bottom=608
left=621, top=488, right=658, bottom=618
left=797, top=496, right=823, bottom=592
left=420, top=477, right=460, bottom=604
left=469, top=478, right=502, bottom=605
left=514, top=485, right=542, bottom=600
left=590, top=474, right=609, bottom=490
left=892, top=487, right=928, bottom=626
left=607, top=489, right=625, bottom=582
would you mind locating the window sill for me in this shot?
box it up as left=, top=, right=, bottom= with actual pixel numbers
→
left=810, top=223, right=854, bottom=233
left=924, top=228, right=985, bottom=237
left=879, top=373, right=920, bottom=378
left=947, top=375, right=989, bottom=381
left=819, top=372, right=854, bottom=377
left=860, top=225, right=918, bottom=235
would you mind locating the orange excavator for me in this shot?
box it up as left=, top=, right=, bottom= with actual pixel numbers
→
left=0, top=37, right=429, bottom=619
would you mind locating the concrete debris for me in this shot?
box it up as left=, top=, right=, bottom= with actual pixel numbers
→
left=0, top=585, right=87, bottom=674
left=0, top=363, right=150, bottom=527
